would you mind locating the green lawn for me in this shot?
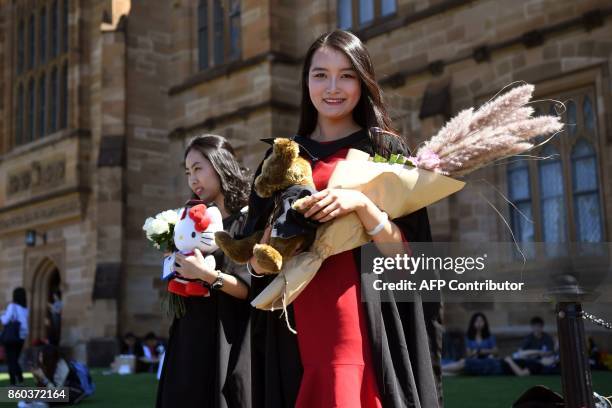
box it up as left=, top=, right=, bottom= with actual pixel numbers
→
left=1, top=370, right=611, bottom=407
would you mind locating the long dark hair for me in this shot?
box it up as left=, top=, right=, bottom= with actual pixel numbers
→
left=466, top=312, right=491, bottom=340
left=184, top=134, right=250, bottom=214
left=39, top=344, right=61, bottom=382
left=297, top=30, right=401, bottom=156
left=12, top=287, right=27, bottom=308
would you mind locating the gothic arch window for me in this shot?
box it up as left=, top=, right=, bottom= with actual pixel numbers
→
left=13, top=1, right=70, bottom=148
left=506, top=159, right=534, bottom=242
left=28, top=13, right=35, bottom=69
left=571, top=139, right=603, bottom=242
left=537, top=144, right=566, bottom=242
left=17, top=20, right=25, bottom=74
left=51, top=0, right=59, bottom=57
left=28, top=78, right=35, bottom=142
left=506, top=86, right=606, bottom=243
left=16, top=85, right=24, bottom=145
left=40, top=6, right=47, bottom=64
left=38, top=74, right=46, bottom=138
left=197, top=0, right=241, bottom=70
left=197, top=0, right=209, bottom=70
left=50, top=67, right=58, bottom=133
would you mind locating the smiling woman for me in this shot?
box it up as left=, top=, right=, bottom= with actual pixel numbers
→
left=246, top=30, right=441, bottom=408
left=156, top=134, right=252, bottom=408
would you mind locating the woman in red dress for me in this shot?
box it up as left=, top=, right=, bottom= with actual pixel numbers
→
left=247, top=30, right=440, bottom=408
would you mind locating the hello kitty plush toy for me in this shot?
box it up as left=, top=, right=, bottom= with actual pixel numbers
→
left=162, top=202, right=224, bottom=297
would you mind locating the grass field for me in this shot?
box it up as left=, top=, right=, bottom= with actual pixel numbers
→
left=1, top=370, right=611, bottom=407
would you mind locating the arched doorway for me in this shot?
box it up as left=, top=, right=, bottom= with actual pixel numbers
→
left=29, top=259, right=63, bottom=345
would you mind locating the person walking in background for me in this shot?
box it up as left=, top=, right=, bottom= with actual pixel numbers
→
left=47, top=290, right=63, bottom=346
left=1, top=287, right=29, bottom=386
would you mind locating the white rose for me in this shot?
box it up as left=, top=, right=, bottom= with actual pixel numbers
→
left=143, top=217, right=155, bottom=237
left=150, top=218, right=169, bottom=236
left=157, top=210, right=179, bottom=225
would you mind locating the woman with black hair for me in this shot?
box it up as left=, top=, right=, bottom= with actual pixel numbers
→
left=156, top=134, right=252, bottom=408
left=1, top=287, right=29, bottom=386
left=442, top=312, right=517, bottom=376
left=246, top=30, right=440, bottom=407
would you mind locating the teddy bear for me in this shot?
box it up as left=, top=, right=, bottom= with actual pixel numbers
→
left=162, top=202, right=224, bottom=297
left=215, top=138, right=319, bottom=274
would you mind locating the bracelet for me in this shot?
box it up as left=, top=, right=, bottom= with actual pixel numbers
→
left=246, top=262, right=264, bottom=278
left=366, top=211, right=388, bottom=236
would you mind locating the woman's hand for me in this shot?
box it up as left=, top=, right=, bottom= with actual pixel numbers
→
left=174, top=249, right=216, bottom=284
left=301, top=189, right=367, bottom=222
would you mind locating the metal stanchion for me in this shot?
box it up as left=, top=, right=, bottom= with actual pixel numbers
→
left=548, top=274, right=595, bottom=408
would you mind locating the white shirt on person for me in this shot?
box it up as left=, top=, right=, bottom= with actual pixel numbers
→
left=1, top=302, right=29, bottom=340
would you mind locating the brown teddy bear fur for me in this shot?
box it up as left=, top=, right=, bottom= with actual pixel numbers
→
left=214, top=138, right=316, bottom=274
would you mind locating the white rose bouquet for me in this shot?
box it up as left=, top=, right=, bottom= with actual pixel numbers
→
left=142, top=209, right=181, bottom=253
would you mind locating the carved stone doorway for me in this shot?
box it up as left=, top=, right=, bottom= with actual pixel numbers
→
left=29, top=259, right=62, bottom=344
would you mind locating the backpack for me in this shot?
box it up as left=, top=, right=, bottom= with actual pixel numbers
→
left=68, top=361, right=95, bottom=397
left=0, top=306, right=21, bottom=345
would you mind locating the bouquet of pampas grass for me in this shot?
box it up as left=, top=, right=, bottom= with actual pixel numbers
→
left=408, top=83, right=563, bottom=177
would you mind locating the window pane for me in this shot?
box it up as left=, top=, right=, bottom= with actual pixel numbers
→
left=51, top=0, right=59, bottom=57
left=60, top=63, right=68, bottom=128
left=573, top=156, right=598, bottom=192
left=16, top=85, right=24, bottom=145
left=566, top=100, right=577, bottom=135
left=359, top=0, right=374, bottom=25
left=572, top=140, right=598, bottom=193
left=28, top=79, right=35, bottom=141
left=541, top=197, right=566, bottom=242
left=337, top=0, right=352, bottom=29
left=213, top=0, right=224, bottom=65
left=17, top=21, right=25, bottom=73
left=574, top=194, right=602, bottom=242
left=198, top=1, right=209, bottom=69
left=38, top=76, right=46, bottom=138
left=583, top=96, right=595, bottom=131
left=570, top=139, right=602, bottom=242
left=229, top=0, right=240, bottom=60
left=538, top=151, right=566, bottom=242
left=507, top=160, right=533, bottom=243
left=381, top=0, right=396, bottom=16
left=508, top=167, right=530, bottom=201
left=63, top=0, right=68, bottom=52
left=40, top=7, right=47, bottom=63
left=50, top=68, right=58, bottom=132
left=539, top=161, right=564, bottom=198
left=29, top=14, right=35, bottom=69
left=510, top=202, right=534, bottom=242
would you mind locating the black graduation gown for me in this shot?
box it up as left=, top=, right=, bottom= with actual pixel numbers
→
left=156, top=214, right=252, bottom=408
left=246, top=129, right=442, bottom=408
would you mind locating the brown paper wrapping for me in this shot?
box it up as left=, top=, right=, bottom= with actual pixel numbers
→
left=251, top=149, right=466, bottom=311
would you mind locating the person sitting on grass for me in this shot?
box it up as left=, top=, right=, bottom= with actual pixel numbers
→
left=18, top=345, right=87, bottom=407
left=442, top=312, right=530, bottom=376
left=138, top=332, right=165, bottom=373
left=507, top=316, right=559, bottom=376
left=120, top=332, right=141, bottom=356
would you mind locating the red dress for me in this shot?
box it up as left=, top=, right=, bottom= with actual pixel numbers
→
left=293, top=148, right=382, bottom=408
